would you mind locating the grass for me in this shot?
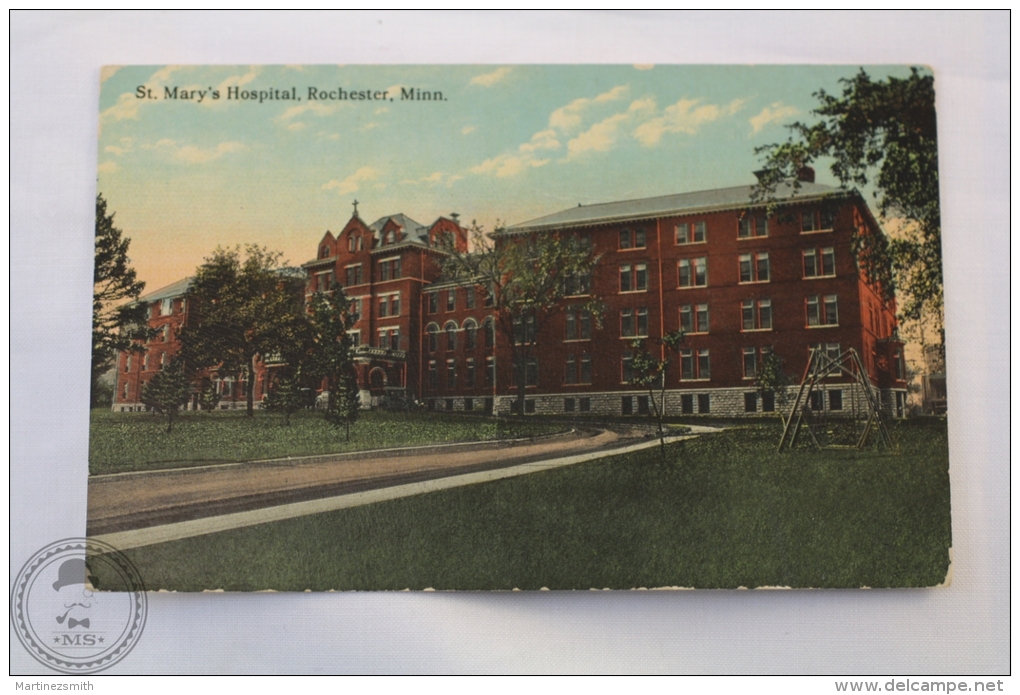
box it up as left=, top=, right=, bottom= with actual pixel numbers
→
left=99, top=418, right=952, bottom=590
left=89, top=409, right=565, bottom=475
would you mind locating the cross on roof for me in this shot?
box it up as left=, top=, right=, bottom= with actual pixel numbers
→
left=352, top=199, right=359, bottom=216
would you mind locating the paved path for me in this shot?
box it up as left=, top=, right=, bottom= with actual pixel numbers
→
left=88, top=424, right=722, bottom=550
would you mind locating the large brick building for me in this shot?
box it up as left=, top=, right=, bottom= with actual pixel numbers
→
left=112, top=173, right=908, bottom=418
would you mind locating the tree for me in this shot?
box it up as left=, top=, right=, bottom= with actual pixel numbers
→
left=178, top=245, right=307, bottom=417
left=140, top=360, right=191, bottom=433
left=263, top=368, right=307, bottom=426
left=753, top=68, right=943, bottom=343
left=303, top=291, right=360, bottom=440
left=92, top=194, right=151, bottom=407
left=442, top=223, right=602, bottom=416
left=755, top=350, right=793, bottom=425
left=629, top=330, right=684, bottom=452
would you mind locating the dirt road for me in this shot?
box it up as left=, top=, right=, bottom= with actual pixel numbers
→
left=87, top=426, right=652, bottom=535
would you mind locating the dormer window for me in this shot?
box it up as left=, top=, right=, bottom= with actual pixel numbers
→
left=320, top=245, right=330, bottom=259
left=348, top=234, right=362, bottom=252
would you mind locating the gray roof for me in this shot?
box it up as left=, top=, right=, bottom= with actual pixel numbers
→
left=506, top=181, right=842, bottom=233
left=369, top=213, right=429, bottom=245
left=137, top=277, right=192, bottom=303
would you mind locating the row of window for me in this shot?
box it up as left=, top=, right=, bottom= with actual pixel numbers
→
left=426, top=319, right=496, bottom=353
left=620, top=247, right=836, bottom=293
left=427, top=356, right=496, bottom=390
left=338, top=257, right=403, bottom=288
left=124, top=347, right=170, bottom=372
left=616, top=210, right=836, bottom=251
left=426, top=286, right=490, bottom=314
left=149, top=297, right=185, bottom=318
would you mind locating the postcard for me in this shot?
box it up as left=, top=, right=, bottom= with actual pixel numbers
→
left=82, top=64, right=950, bottom=593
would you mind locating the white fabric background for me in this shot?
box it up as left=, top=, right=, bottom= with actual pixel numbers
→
left=9, top=11, right=1010, bottom=674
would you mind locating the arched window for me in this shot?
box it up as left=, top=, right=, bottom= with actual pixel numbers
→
left=348, top=234, right=357, bottom=252
left=444, top=322, right=458, bottom=351
left=463, top=319, right=478, bottom=350
left=483, top=318, right=495, bottom=348
left=321, top=245, right=330, bottom=259
left=426, top=324, right=440, bottom=353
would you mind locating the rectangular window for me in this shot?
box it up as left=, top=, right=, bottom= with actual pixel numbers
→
left=565, top=310, right=576, bottom=341
left=637, top=395, right=649, bottom=415
left=697, top=393, right=711, bottom=414
left=743, top=347, right=757, bottom=378
left=349, top=298, right=362, bottom=322
left=389, top=329, right=400, bottom=351
left=465, top=397, right=474, bottom=411
left=809, top=391, right=824, bottom=411
left=446, top=289, right=456, bottom=312
left=466, top=358, right=476, bottom=388
left=446, top=359, right=457, bottom=389
left=676, top=221, right=706, bottom=244
left=807, top=294, right=839, bottom=326
left=621, top=396, right=633, bottom=415
left=740, top=215, right=768, bottom=238
left=347, top=329, right=361, bottom=346
left=378, top=296, right=389, bottom=317
left=580, top=352, right=592, bottom=384
left=801, top=211, right=817, bottom=233
left=565, top=354, right=577, bottom=385
left=485, top=356, right=495, bottom=386
left=741, top=299, right=772, bottom=331
left=466, top=289, right=476, bottom=309
left=620, top=264, right=647, bottom=292
left=525, top=399, right=536, bottom=414
left=829, top=390, right=844, bottom=411
left=390, top=293, right=400, bottom=316
left=804, top=248, right=836, bottom=278
left=564, top=397, right=575, bottom=413
left=427, top=293, right=438, bottom=314
left=565, top=270, right=591, bottom=296
left=429, top=360, right=438, bottom=389
left=378, top=258, right=401, bottom=281
left=681, top=394, right=694, bottom=415
left=637, top=307, right=649, bottom=337
left=513, top=356, right=539, bottom=387
left=579, top=397, right=591, bottom=413
left=739, top=253, right=770, bottom=283
left=345, top=265, right=363, bottom=287
left=619, top=228, right=647, bottom=250
left=695, top=304, right=709, bottom=334
left=697, top=349, right=711, bottom=380
left=161, top=297, right=173, bottom=315
left=621, top=308, right=634, bottom=337
left=564, top=306, right=591, bottom=340
left=678, top=257, right=708, bottom=288
left=762, top=392, right=776, bottom=412
left=622, top=350, right=634, bottom=383
left=820, top=208, right=835, bottom=230
left=680, top=305, right=693, bottom=334
left=744, top=392, right=758, bottom=413
left=680, top=349, right=694, bottom=381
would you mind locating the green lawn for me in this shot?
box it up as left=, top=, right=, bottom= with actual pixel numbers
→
left=89, top=409, right=565, bottom=475
left=100, top=418, right=952, bottom=590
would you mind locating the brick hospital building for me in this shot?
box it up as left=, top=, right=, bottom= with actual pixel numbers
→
left=113, top=170, right=908, bottom=418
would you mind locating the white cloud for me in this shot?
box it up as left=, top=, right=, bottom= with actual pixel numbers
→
left=565, top=99, right=655, bottom=159
left=461, top=125, right=476, bottom=135
left=287, top=122, right=305, bottom=131
left=104, top=145, right=127, bottom=156
left=634, top=97, right=745, bottom=146
left=470, top=129, right=561, bottom=178
left=374, top=107, right=389, bottom=115
left=322, top=166, right=381, bottom=196
left=749, top=102, right=799, bottom=134
left=400, top=171, right=461, bottom=186
left=470, top=67, right=512, bottom=87
left=97, top=161, right=118, bottom=173
left=549, top=85, right=628, bottom=132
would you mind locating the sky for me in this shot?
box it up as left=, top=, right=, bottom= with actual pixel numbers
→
left=96, top=64, right=923, bottom=293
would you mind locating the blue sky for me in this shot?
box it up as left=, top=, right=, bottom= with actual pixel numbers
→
left=97, top=64, right=920, bottom=290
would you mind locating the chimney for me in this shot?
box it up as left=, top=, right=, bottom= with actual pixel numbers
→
left=796, top=166, right=815, bottom=183
left=450, top=212, right=460, bottom=221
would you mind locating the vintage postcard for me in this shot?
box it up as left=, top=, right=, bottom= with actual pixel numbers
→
left=85, top=65, right=950, bottom=591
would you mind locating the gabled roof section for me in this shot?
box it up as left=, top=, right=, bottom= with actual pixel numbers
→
left=137, top=277, right=192, bottom=303
left=369, top=213, right=429, bottom=245
left=505, top=181, right=843, bottom=233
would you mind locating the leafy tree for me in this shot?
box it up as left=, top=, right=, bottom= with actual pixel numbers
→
left=753, top=68, right=943, bottom=343
left=178, top=245, right=307, bottom=417
left=629, top=330, right=685, bottom=451
left=196, top=379, right=220, bottom=411
left=141, top=360, right=191, bottom=433
left=755, top=350, right=793, bottom=425
left=303, top=291, right=360, bottom=440
left=264, top=368, right=307, bottom=426
left=92, top=194, right=152, bottom=407
left=442, top=223, right=602, bottom=416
